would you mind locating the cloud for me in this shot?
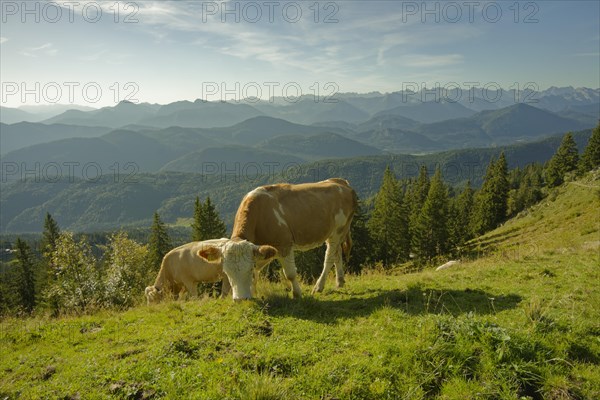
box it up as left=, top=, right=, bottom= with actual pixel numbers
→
left=0, top=37, right=7, bottom=44
left=20, top=43, right=57, bottom=57
left=402, top=54, right=464, bottom=68
left=102, top=2, right=477, bottom=79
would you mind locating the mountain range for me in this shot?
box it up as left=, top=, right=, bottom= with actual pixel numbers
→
left=0, top=129, right=593, bottom=233
left=1, top=103, right=594, bottom=175
left=0, top=86, right=598, bottom=233
left=2, top=86, right=598, bottom=128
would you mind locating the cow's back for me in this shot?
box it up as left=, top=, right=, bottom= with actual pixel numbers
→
left=163, top=239, right=226, bottom=283
left=232, top=179, right=357, bottom=255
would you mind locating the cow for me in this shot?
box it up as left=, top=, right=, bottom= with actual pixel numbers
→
left=145, top=238, right=231, bottom=304
left=197, top=178, right=357, bottom=300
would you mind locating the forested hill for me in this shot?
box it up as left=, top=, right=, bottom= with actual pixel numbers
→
left=0, top=129, right=593, bottom=233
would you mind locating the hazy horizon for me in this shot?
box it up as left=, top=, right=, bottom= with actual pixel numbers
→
left=3, top=85, right=599, bottom=111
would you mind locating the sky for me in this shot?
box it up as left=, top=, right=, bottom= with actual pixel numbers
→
left=0, top=0, right=599, bottom=107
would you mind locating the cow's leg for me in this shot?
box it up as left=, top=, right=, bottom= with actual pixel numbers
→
left=175, top=284, right=186, bottom=300
left=312, top=241, right=338, bottom=294
left=184, top=282, right=198, bottom=299
left=280, top=253, right=302, bottom=299
left=220, top=276, right=231, bottom=298
left=334, top=244, right=345, bottom=288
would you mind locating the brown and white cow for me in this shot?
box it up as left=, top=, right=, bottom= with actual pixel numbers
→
left=197, top=178, right=357, bottom=300
left=145, top=238, right=231, bottom=304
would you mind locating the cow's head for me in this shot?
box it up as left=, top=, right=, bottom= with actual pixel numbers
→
left=198, top=240, right=277, bottom=300
left=145, top=285, right=163, bottom=304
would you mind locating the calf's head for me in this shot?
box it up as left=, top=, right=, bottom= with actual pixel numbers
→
left=198, top=240, right=277, bottom=300
left=145, top=285, right=163, bottom=304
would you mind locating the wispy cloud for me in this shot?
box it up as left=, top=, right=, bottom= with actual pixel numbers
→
left=20, top=43, right=57, bottom=57
left=402, top=54, right=464, bottom=68
left=128, top=2, right=475, bottom=76
left=0, top=37, right=7, bottom=44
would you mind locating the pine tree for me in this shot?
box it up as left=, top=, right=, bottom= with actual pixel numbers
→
left=458, top=180, right=475, bottom=241
left=471, top=153, right=510, bottom=235
left=148, top=212, right=172, bottom=272
left=368, top=167, right=410, bottom=266
left=347, top=201, right=373, bottom=274
left=412, top=167, right=449, bottom=260
left=408, top=165, right=430, bottom=246
left=493, top=151, right=509, bottom=221
left=203, top=197, right=227, bottom=239
left=579, top=123, right=600, bottom=173
left=508, top=163, right=544, bottom=217
left=545, top=132, right=580, bottom=187
left=15, top=238, right=36, bottom=313
left=191, top=196, right=203, bottom=241
left=448, top=181, right=475, bottom=250
left=192, top=196, right=227, bottom=241
left=41, top=213, right=60, bottom=264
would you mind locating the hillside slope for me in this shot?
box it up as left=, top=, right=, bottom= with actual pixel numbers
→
left=0, top=173, right=598, bottom=399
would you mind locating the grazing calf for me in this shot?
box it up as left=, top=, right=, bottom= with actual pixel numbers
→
left=197, top=178, right=357, bottom=300
left=145, top=238, right=231, bottom=304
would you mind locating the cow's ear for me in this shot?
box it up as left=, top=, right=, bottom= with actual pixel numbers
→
left=254, top=245, right=277, bottom=261
left=198, top=246, right=222, bottom=262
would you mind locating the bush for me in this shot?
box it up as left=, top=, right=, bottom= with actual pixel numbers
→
left=44, top=232, right=100, bottom=314
left=102, top=231, right=150, bottom=308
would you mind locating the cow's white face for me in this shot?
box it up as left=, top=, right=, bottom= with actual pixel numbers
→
left=198, top=240, right=277, bottom=300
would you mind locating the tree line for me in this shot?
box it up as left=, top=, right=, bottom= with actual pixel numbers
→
left=0, top=195, right=228, bottom=315
left=1, top=124, right=598, bottom=315
left=348, top=124, right=599, bottom=271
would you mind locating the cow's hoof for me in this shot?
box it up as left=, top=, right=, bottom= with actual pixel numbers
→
left=311, top=286, right=323, bottom=295
left=336, top=281, right=345, bottom=288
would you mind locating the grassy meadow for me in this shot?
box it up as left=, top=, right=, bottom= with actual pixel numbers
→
left=1, top=173, right=599, bottom=399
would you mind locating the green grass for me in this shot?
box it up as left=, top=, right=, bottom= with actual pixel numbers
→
left=1, top=173, right=599, bottom=399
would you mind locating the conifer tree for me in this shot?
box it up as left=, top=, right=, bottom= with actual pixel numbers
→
left=545, top=132, right=579, bottom=187
left=493, top=152, right=510, bottom=220
left=368, top=167, right=409, bottom=266
left=457, top=180, right=475, bottom=241
left=191, top=196, right=203, bottom=241
left=408, top=166, right=430, bottom=244
left=448, top=181, right=475, bottom=250
left=412, top=167, right=449, bottom=260
left=508, top=163, right=544, bottom=217
left=15, top=238, right=36, bottom=313
left=412, top=165, right=430, bottom=210
left=41, top=213, right=60, bottom=265
left=471, top=153, right=510, bottom=235
left=203, top=197, right=227, bottom=239
left=148, top=212, right=172, bottom=272
left=579, top=123, right=600, bottom=173
left=192, top=196, right=227, bottom=241
left=347, top=201, right=373, bottom=274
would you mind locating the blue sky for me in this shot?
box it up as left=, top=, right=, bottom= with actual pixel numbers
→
left=1, top=0, right=598, bottom=107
